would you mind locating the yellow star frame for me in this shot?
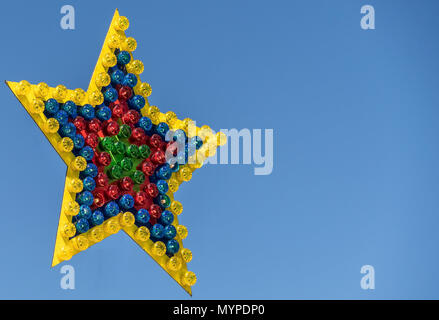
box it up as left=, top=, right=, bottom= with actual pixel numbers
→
left=6, top=9, right=226, bottom=295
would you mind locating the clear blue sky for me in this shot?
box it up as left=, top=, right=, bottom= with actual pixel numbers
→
left=1, top=0, right=439, bottom=299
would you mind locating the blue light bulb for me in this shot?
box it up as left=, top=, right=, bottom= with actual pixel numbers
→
left=54, top=110, right=69, bottom=126
left=170, top=162, right=179, bottom=173
left=59, top=122, right=77, bottom=138
left=79, top=104, right=95, bottom=120
left=151, top=223, right=164, bottom=239
left=82, top=163, right=98, bottom=178
left=111, top=70, right=125, bottom=85
left=117, top=51, right=131, bottom=65
left=91, top=210, right=104, bottom=226
left=104, top=201, right=119, bottom=217
left=191, top=136, right=203, bottom=150
left=76, top=191, right=94, bottom=206
left=62, top=101, right=77, bottom=118
left=166, top=239, right=180, bottom=255
left=135, top=208, right=150, bottom=224
left=123, top=73, right=137, bottom=88
left=82, top=176, right=96, bottom=191
left=138, top=117, right=152, bottom=132
left=159, top=210, right=174, bottom=225
left=118, top=194, right=134, bottom=210
left=78, top=146, right=94, bottom=161
left=103, top=88, right=118, bottom=103
left=75, top=218, right=90, bottom=234
left=128, top=95, right=145, bottom=110
left=96, top=106, right=112, bottom=121
left=156, top=163, right=171, bottom=180
left=78, top=205, right=92, bottom=219
left=173, top=129, right=187, bottom=143
left=163, top=225, right=177, bottom=239
left=156, top=122, right=169, bottom=138
left=73, top=134, right=85, bottom=149
left=156, top=180, right=168, bottom=194
left=44, top=98, right=59, bottom=115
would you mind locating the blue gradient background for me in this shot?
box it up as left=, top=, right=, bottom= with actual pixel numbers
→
left=1, top=0, right=439, bottom=299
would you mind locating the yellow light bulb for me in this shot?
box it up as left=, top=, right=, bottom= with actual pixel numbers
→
left=59, top=137, right=74, bottom=153
left=72, top=88, right=86, bottom=105
left=148, top=105, right=160, bottom=122
left=123, top=37, right=137, bottom=51
left=120, top=212, right=135, bottom=227
left=176, top=225, right=188, bottom=240
left=165, top=111, right=177, bottom=124
left=102, top=52, right=117, bottom=68
left=170, top=200, right=183, bottom=215
left=167, top=256, right=182, bottom=271
left=205, top=142, right=217, bottom=157
left=180, top=248, right=193, bottom=263
left=58, top=245, right=73, bottom=261
left=107, top=33, right=120, bottom=49
left=178, top=167, right=192, bottom=182
left=168, top=178, right=179, bottom=193
left=182, top=271, right=197, bottom=286
left=185, top=118, right=197, bottom=137
left=138, top=82, right=152, bottom=97
left=216, top=131, right=227, bottom=146
left=45, top=118, right=59, bottom=133
left=152, top=241, right=166, bottom=256
left=68, top=178, right=83, bottom=193
left=189, top=153, right=205, bottom=169
left=62, top=223, right=76, bottom=238
left=88, top=226, right=105, bottom=243
left=64, top=201, right=80, bottom=216
left=95, top=72, right=111, bottom=87
left=53, top=85, right=67, bottom=101
left=71, top=156, right=87, bottom=171
left=17, top=80, right=31, bottom=96
left=30, top=98, right=44, bottom=114
left=104, top=218, right=121, bottom=234
left=130, top=60, right=145, bottom=75
left=135, top=226, right=150, bottom=242
left=72, top=234, right=89, bottom=251
left=34, top=82, right=49, bottom=98
left=88, top=90, right=104, bottom=105
left=148, top=105, right=159, bottom=116
left=115, top=16, right=129, bottom=31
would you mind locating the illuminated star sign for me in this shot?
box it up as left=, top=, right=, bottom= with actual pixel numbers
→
left=6, top=9, right=226, bottom=295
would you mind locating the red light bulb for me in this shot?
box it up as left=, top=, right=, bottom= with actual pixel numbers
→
left=98, top=152, right=112, bottom=166
left=149, top=134, right=162, bottom=149
left=106, top=120, right=120, bottom=136
left=151, top=149, right=166, bottom=164
left=88, top=118, right=102, bottom=133
left=118, top=85, right=133, bottom=101
left=135, top=191, right=148, bottom=206
left=141, top=160, right=155, bottom=176
left=73, top=116, right=86, bottom=131
left=93, top=190, right=106, bottom=207
left=149, top=204, right=162, bottom=219
left=122, top=109, right=140, bottom=126
left=86, top=132, right=99, bottom=148
left=131, top=127, right=146, bottom=143
left=96, top=172, right=109, bottom=187
left=144, top=183, right=159, bottom=198
left=107, top=184, right=120, bottom=200
left=120, top=176, right=134, bottom=191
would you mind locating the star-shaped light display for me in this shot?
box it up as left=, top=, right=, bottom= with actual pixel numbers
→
left=6, top=9, right=226, bottom=295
